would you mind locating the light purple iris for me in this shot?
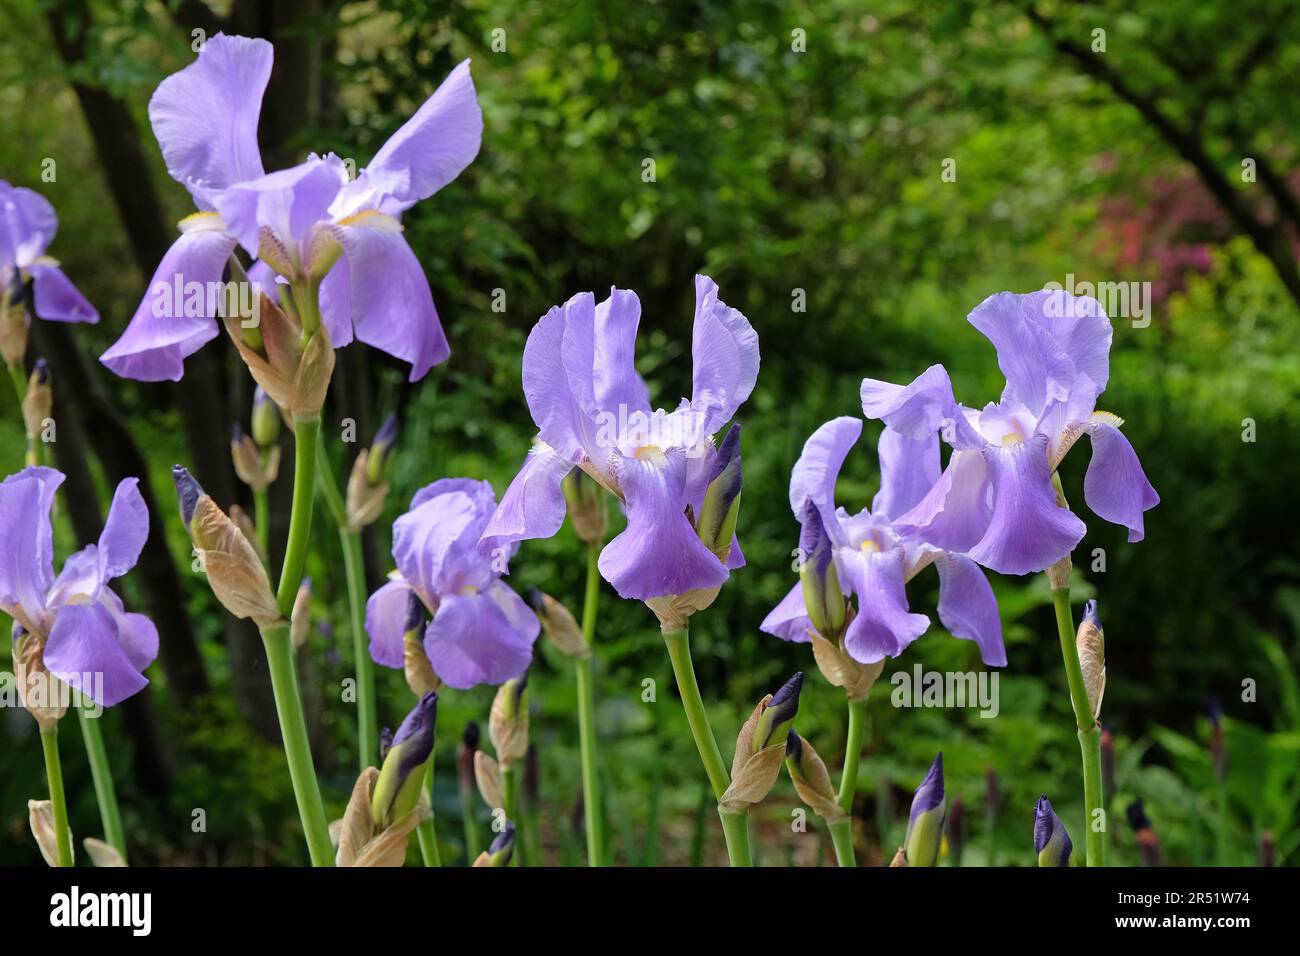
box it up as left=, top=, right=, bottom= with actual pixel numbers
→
left=479, top=276, right=758, bottom=601
left=0, top=181, right=98, bottom=324
left=0, top=467, right=157, bottom=707
left=100, top=33, right=482, bottom=382
left=366, top=479, right=539, bottom=689
left=760, top=416, right=1005, bottom=666
left=861, top=290, right=1159, bottom=576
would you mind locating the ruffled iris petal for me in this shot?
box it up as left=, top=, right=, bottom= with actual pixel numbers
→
left=691, top=275, right=760, bottom=436
left=478, top=445, right=573, bottom=557
left=43, top=601, right=148, bottom=708
left=872, top=426, right=940, bottom=522
left=787, top=416, right=861, bottom=539
left=893, top=448, right=993, bottom=554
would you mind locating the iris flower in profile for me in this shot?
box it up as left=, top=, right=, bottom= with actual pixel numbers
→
left=0, top=181, right=98, bottom=338
left=760, top=416, right=1005, bottom=666
left=0, top=467, right=156, bottom=706
left=479, top=275, right=758, bottom=603
left=366, top=479, right=538, bottom=689
left=101, top=33, right=482, bottom=382
left=860, top=290, right=1159, bottom=576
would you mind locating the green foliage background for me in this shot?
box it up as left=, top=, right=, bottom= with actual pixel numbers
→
left=1, top=0, right=1297, bottom=866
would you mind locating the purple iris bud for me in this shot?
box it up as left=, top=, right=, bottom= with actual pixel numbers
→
left=371, top=690, right=438, bottom=828
left=231, top=422, right=244, bottom=445
left=785, top=729, right=803, bottom=761
left=365, top=478, right=539, bottom=689
left=486, top=821, right=516, bottom=866
left=378, top=727, right=394, bottom=762
left=31, top=358, right=49, bottom=385
left=904, top=752, right=946, bottom=866
left=755, top=671, right=803, bottom=751
left=172, top=464, right=204, bottom=527
left=462, top=720, right=480, bottom=751
left=761, top=417, right=1006, bottom=667
left=860, top=290, right=1159, bottom=576
left=1034, top=794, right=1072, bottom=867
left=366, top=414, right=399, bottom=484
left=0, top=467, right=156, bottom=707
left=479, top=276, right=759, bottom=602
left=1083, top=599, right=1101, bottom=630
left=695, top=423, right=743, bottom=559
left=99, top=36, right=482, bottom=383
left=796, top=499, right=845, bottom=640
left=1127, top=799, right=1164, bottom=866
left=0, top=181, right=99, bottom=327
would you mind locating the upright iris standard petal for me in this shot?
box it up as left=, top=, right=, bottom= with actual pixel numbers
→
left=331, top=59, right=482, bottom=218
left=839, top=548, right=930, bottom=663
left=872, top=427, right=940, bottom=521
left=324, top=213, right=450, bottom=381
left=391, top=490, right=480, bottom=601
left=365, top=578, right=418, bottom=669
left=690, top=275, right=760, bottom=435
left=935, top=552, right=1006, bottom=666
left=1084, top=420, right=1160, bottom=543
left=598, top=449, right=730, bottom=601
left=592, top=288, right=650, bottom=419
left=861, top=364, right=980, bottom=447
left=99, top=215, right=236, bottom=381
left=0, top=467, right=64, bottom=625
left=0, top=183, right=58, bottom=264
left=147, top=33, right=271, bottom=203
left=967, top=436, right=1086, bottom=576
left=787, top=416, right=861, bottom=534
left=42, top=601, right=147, bottom=708
left=96, top=479, right=149, bottom=582
left=1034, top=794, right=1073, bottom=867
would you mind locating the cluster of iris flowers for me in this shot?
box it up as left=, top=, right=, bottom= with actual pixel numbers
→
left=2, top=34, right=1158, bottom=869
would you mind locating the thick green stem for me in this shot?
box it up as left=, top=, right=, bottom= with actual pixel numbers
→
left=828, top=817, right=856, bottom=867
left=661, top=625, right=752, bottom=866
left=40, top=726, right=73, bottom=867
left=416, top=757, right=442, bottom=866
left=1051, top=586, right=1106, bottom=866
left=837, top=696, right=869, bottom=814
left=78, top=705, right=127, bottom=861
left=501, top=764, right=526, bottom=866
left=262, top=623, right=334, bottom=866
left=275, top=418, right=319, bottom=617
left=575, top=542, right=606, bottom=866
left=254, top=486, right=270, bottom=558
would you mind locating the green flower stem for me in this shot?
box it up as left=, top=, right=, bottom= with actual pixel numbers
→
left=501, top=763, right=526, bottom=866
left=1051, top=585, right=1106, bottom=867
left=275, top=417, right=319, bottom=617
left=575, top=541, right=606, bottom=866
left=40, top=726, right=73, bottom=867
left=459, top=780, right=481, bottom=863
left=313, top=438, right=377, bottom=771
left=828, top=818, right=856, bottom=867
left=262, top=622, right=334, bottom=866
left=78, top=704, right=127, bottom=861
left=416, top=757, right=442, bottom=866
left=254, top=486, right=270, bottom=558
left=662, top=625, right=752, bottom=866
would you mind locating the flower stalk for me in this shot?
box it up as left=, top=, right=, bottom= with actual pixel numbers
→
left=78, top=703, right=127, bottom=862
left=575, top=546, right=606, bottom=865
left=39, top=727, right=72, bottom=867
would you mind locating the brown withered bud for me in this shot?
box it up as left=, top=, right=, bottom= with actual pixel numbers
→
left=28, top=799, right=72, bottom=868
left=14, top=629, right=65, bottom=731
left=222, top=292, right=334, bottom=423
left=173, top=466, right=282, bottom=627
left=344, top=449, right=389, bottom=532
left=784, top=732, right=846, bottom=824
left=83, top=838, right=127, bottom=868
left=527, top=589, right=590, bottom=659
left=0, top=294, right=29, bottom=368
left=335, top=767, right=426, bottom=867
left=474, top=750, right=505, bottom=811
left=1076, top=600, right=1105, bottom=723
left=562, top=469, right=607, bottom=546
left=231, top=424, right=280, bottom=491
left=489, top=675, right=530, bottom=770
left=289, top=578, right=312, bottom=650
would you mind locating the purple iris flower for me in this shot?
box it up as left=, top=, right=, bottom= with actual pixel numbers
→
left=860, top=290, right=1159, bottom=576
left=0, top=181, right=98, bottom=323
left=100, top=33, right=482, bottom=382
left=0, top=467, right=156, bottom=706
left=760, top=416, right=1005, bottom=666
left=479, top=276, right=758, bottom=601
left=366, top=479, right=539, bottom=688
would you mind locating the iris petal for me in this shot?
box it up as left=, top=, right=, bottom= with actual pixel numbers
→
left=478, top=445, right=573, bottom=556
left=759, top=582, right=813, bottom=643
left=43, top=601, right=148, bottom=708
left=365, top=578, right=417, bottom=669
left=839, top=547, right=930, bottom=663
left=935, top=552, right=1006, bottom=666
left=423, top=582, right=538, bottom=689
left=787, top=416, right=861, bottom=541
left=1084, top=420, right=1160, bottom=543
left=872, top=427, right=940, bottom=522
left=27, top=262, right=98, bottom=323
left=691, top=275, right=760, bottom=436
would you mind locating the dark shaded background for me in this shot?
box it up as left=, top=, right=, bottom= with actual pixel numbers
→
left=1, top=0, right=1297, bottom=866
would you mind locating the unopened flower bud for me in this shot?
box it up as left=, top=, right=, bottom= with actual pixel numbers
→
left=0, top=281, right=30, bottom=367
left=489, top=674, right=530, bottom=769
left=251, top=385, right=280, bottom=448
left=289, top=578, right=312, bottom=649
left=402, top=592, right=440, bottom=696
left=22, top=358, right=51, bottom=442
left=695, top=423, right=742, bottom=561
left=798, top=500, right=845, bottom=640
left=474, top=822, right=515, bottom=867
left=562, top=468, right=607, bottom=545
left=371, top=691, right=438, bottom=830
left=1076, top=600, right=1105, bottom=723
left=1127, top=799, right=1163, bottom=866
left=784, top=731, right=845, bottom=823
left=231, top=423, right=280, bottom=491
left=753, top=671, right=803, bottom=752
left=1034, top=795, right=1072, bottom=867
left=528, top=588, right=589, bottom=658
left=222, top=293, right=334, bottom=423
left=903, top=752, right=946, bottom=867
left=459, top=721, right=480, bottom=796
left=173, top=466, right=281, bottom=626
left=720, top=673, right=802, bottom=813
left=28, top=799, right=73, bottom=867
left=474, top=750, right=504, bottom=810
left=345, top=417, right=395, bottom=532
left=365, top=415, right=398, bottom=485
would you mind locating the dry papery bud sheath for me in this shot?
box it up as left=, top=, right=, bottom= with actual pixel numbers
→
left=489, top=674, right=530, bottom=769
left=83, top=838, right=127, bottom=868
left=172, top=466, right=281, bottom=627
left=335, top=767, right=426, bottom=867
left=231, top=423, right=280, bottom=491
left=222, top=291, right=334, bottom=423
left=474, top=750, right=505, bottom=811
left=23, top=359, right=51, bottom=440
left=562, top=468, right=607, bottom=545
left=809, top=617, right=884, bottom=700
left=13, top=628, right=65, bottom=731
left=719, top=673, right=803, bottom=813
left=527, top=589, right=589, bottom=659
left=289, top=578, right=312, bottom=650
left=1045, top=553, right=1072, bottom=591
left=1076, top=600, right=1105, bottom=723
left=784, top=732, right=846, bottom=823
left=28, top=799, right=72, bottom=867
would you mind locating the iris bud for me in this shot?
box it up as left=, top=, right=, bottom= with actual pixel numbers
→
left=753, top=671, right=803, bottom=752
left=562, top=468, right=607, bottom=545
left=489, top=674, right=530, bottom=769
left=1076, top=600, right=1105, bottom=723
left=528, top=588, right=590, bottom=659
left=720, top=672, right=803, bottom=813
left=402, top=591, right=439, bottom=695
left=784, top=731, right=845, bottom=823
left=1034, top=795, right=1072, bottom=867
left=345, top=416, right=395, bottom=531
left=1127, top=799, right=1164, bottom=867
left=902, top=752, right=946, bottom=867
left=798, top=500, right=845, bottom=640
left=251, top=385, right=280, bottom=448
left=365, top=415, right=398, bottom=485
left=695, top=423, right=742, bottom=561
left=371, top=691, right=438, bottom=829
left=22, top=359, right=52, bottom=450
left=474, top=822, right=515, bottom=867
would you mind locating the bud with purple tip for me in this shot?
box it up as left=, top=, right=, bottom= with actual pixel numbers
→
left=695, top=423, right=743, bottom=561
left=798, top=501, right=846, bottom=641
left=1034, top=795, right=1072, bottom=866
left=371, top=691, right=438, bottom=829
left=903, top=752, right=946, bottom=867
